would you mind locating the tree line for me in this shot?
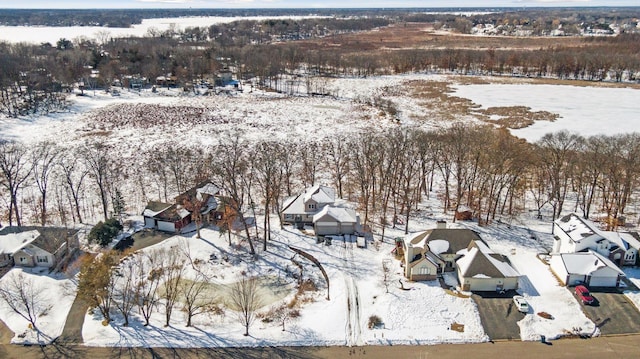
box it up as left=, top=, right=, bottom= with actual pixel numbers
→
left=3, top=126, right=640, bottom=242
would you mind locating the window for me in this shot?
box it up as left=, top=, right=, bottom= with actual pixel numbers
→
left=419, top=267, right=430, bottom=275
left=308, top=204, right=316, bottom=210
left=37, top=256, right=48, bottom=263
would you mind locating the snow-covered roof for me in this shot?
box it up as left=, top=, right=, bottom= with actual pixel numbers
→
left=302, top=185, right=335, bottom=205
left=602, top=231, right=629, bottom=251
left=282, top=185, right=336, bottom=216
left=555, top=251, right=625, bottom=276
left=429, top=239, right=450, bottom=256
left=196, top=183, right=219, bottom=200
left=555, top=213, right=604, bottom=242
left=404, top=231, right=430, bottom=248
left=457, top=241, right=520, bottom=279
left=620, top=232, right=640, bottom=251
left=142, top=201, right=173, bottom=217
left=0, top=229, right=40, bottom=254
left=201, top=196, right=219, bottom=215
left=313, top=205, right=357, bottom=224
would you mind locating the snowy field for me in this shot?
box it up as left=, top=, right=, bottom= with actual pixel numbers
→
left=2, top=74, right=640, bottom=346
left=453, top=83, right=640, bottom=141
left=0, top=15, right=328, bottom=45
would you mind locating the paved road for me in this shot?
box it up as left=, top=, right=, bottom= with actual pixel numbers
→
left=3, top=334, right=640, bottom=359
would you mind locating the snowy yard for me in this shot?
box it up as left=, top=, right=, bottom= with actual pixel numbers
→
left=1, top=74, right=640, bottom=347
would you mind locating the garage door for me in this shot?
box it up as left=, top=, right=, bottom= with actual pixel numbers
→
left=589, top=275, right=617, bottom=287
left=144, top=217, right=156, bottom=228
left=157, top=221, right=176, bottom=233
left=315, top=222, right=338, bottom=235
left=471, top=279, right=501, bottom=292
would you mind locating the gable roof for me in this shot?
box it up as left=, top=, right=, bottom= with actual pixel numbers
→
left=0, top=226, right=78, bottom=255
left=142, top=201, right=173, bottom=217
left=313, top=206, right=357, bottom=224
left=457, top=241, right=520, bottom=279
left=0, top=229, right=39, bottom=254
left=554, top=251, right=625, bottom=276
left=303, top=185, right=335, bottom=205
left=282, top=185, right=336, bottom=215
left=555, top=213, right=605, bottom=242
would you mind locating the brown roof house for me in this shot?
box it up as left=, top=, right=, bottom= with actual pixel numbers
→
left=143, top=182, right=220, bottom=233
left=0, top=226, right=80, bottom=271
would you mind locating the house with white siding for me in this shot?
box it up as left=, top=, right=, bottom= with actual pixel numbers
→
left=552, top=213, right=639, bottom=267
left=549, top=250, right=625, bottom=287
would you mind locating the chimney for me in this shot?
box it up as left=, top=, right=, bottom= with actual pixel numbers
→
left=436, top=220, right=447, bottom=229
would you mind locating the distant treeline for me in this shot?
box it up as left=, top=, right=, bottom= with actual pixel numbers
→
left=1, top=7, right=639, bottom=30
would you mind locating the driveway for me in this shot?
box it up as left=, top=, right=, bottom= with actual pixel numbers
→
left=472, top=291, right=525, bottom=340
left=573, top=287, right=640, bottom=335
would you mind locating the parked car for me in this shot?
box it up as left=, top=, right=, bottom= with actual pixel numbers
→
left=575, top=285, right=595, bottom=305
left=513, top=295, right=529, bottom=313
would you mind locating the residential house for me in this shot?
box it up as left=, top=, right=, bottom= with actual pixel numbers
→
left=0, top=227, right=79, bottom=271
left=403, top=223, right=519, bottom=291
left=281, top=185, right=336, bottom=226
left=549, top=250, right=625, bottom=287
left=552, top=213, right=639, bottom=267
left=456, top=240, right=520, bottom=292
left=142, top=182, right=220, bottom=233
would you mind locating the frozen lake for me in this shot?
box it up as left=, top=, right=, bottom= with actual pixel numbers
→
left=453, top=83, right=640, bottom=141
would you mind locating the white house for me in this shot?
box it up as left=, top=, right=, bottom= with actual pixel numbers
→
left=549, top=250, right=625, bottom=287
left=552, top=213, right=637, bottom=267
left=281, top=185, right=336, bottom=226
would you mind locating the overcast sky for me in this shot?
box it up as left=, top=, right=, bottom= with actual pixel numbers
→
left=0, top=0, right=638, bottom=9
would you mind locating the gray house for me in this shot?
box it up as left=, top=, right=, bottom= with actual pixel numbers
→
left=0, top=227, right=80, bottom=271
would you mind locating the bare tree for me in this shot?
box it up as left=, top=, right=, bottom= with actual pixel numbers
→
left=0, top=140, right=32, bottom=226
left=211, top=133, right=255, bottom=255
left=381, top=259, right=392, bottom=294
left=0, top=271, right=51, bottom=329
left=229, top=276, right=262, bottom=336
left=136, top=251, right=161, bottom=326
left=112, top=251, right=139, bottom=326
left=181, top=263, right=215, bottom=327
left=157, top=246, right=185, bottom=327
left=59, top=149, right=89, bottom=224
left=83, top=143, right=114, bottom=221
left=32, top=141, right=60, bottom=225
left=252, top=141, right=284, bottom=250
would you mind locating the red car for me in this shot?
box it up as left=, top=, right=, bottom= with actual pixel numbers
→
left=575, top=285, right=595, bottom=305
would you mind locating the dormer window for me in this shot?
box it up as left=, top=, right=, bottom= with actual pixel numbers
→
left=308, top=204, right=316, bottom=210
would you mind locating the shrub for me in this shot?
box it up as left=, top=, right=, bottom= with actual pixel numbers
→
left=88, top=218, right=123, bottom=246
left=368, top=315, right=383, bottom=329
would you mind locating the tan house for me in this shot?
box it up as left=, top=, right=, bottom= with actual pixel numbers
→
left=456, top=241, right=520, bottom=292
left=0, top=227, right=80, bottom=271
left=404, top=223, right=520, bottom=291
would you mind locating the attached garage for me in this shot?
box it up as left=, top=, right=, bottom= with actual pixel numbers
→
left=456, top=241, right=520, bottom=292
left=312, top=206, right=359, bottom=236
left=549, top=251, right=624, bottom=288
left=157, top=220, right=176, bottom=233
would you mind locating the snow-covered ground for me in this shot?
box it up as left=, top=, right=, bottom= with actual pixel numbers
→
left=2, top=74, right=640, bottom=347
left=453, top=83, right=640, bottom=141
left=0, top=268, right=76, bottom=345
